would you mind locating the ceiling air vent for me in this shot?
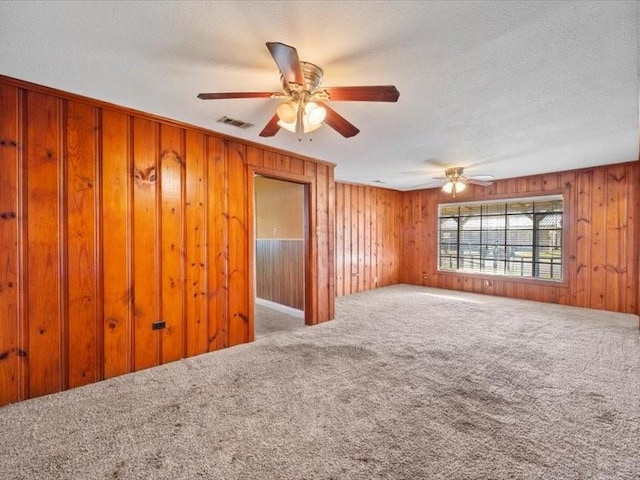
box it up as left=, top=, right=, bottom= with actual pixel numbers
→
left=217, top=116, right=254, bottom=129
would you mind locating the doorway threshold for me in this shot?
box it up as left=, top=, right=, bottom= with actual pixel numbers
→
left=255, top=298, right=304, bottom=319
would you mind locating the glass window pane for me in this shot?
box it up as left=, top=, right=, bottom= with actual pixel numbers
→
left=508, top=202, right=533, bottom=214
left=459, top=205, right=482, bottom=216
left=507, top=214, right=533, bottom=229
left=460, top=217, right=481, bottom=229
left=481, top=215, right=505, bottom=229
left=440, top=218, right=458, bottom=230
left=507, top=230, right=533, bottom=245
left=440, top=206, right=459, bottom=217
left=440, top=231, right=458, bottom=243
left=534, top=200, right=562, bottom=213
left=483, top=230, right=505, bottom=245
left=537, top=213, right=562, bottom=229
left=438, top=196, right=562, bottom=281
left=537, top=230, right=562, bottom=247
left=482, top=203, right=506, bottom=215
left=460, top=231, right=481, bottom=244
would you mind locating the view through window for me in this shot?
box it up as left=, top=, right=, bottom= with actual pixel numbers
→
left=438, top=196, right=563, bottom=281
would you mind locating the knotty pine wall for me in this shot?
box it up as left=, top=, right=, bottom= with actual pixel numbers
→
left=335, top=183, right=402, bottom=296
left=0, top=76, right=335, bottom=406
left=400, top=162, right=640, bottom=314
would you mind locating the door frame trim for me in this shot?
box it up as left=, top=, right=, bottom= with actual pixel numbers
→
left=248, top=166, right=316, bottom=332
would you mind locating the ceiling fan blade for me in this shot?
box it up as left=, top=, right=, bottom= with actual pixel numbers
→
left=266, top=42, right=305, bottom=86
left=465, top=178, right=493, bottom=187
left=318, top=102, right=360, bottom=138
left=323, top=86, right=400, bottom=102
left=197, top=92, right=280, bottom=100
left=259, top=114, right=281, bottom=137
left=411, top=180, right=446, bottom=189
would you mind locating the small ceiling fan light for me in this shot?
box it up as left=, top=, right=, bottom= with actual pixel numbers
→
left=305, top=102, right=326, bottom=126
left=442, top=181, right=466, bottom=194
left=277, top=119, right=323, bottom=134
left=442, top=181, right=454, bottom=194
left=276, top=101, right=298, bottom=123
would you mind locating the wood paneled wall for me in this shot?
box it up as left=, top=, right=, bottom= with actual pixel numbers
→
left=256, top=239, right=304, bottom=310
left=335, top=183, right=402, bottom=296
left=0, top=76, right=335, bottom=406
left=400, top=162, right=640, bottom=314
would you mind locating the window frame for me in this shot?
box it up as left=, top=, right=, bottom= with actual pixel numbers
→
left=437, top=194, right=566, bottom=283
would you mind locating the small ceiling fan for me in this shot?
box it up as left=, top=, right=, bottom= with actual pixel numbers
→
left=418, top=167, right=495, bottom=197
left=197, top=42, right=400, bottom=139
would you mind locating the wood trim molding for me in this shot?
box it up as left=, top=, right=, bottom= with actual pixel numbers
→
left=248, top=165, right=316, bottom=326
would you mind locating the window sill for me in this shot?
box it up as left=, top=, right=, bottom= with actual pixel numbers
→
left=436, top=269, right=569, bottom=288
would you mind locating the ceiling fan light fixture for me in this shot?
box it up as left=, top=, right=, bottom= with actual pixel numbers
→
left=277, top=118, right=323, bottom=134
left=305, top=102, right=326, bottom=126
left=442, top=181, right=466, bottom=194
left=276, top=100, right=298, bottom=123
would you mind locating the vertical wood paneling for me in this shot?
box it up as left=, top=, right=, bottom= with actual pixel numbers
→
left=400, top=164, right=640, bottom=314
left=132, top=117, right=158, bottom=371
left=575, top=170, right=592, bottom=307
left=335, top=182, right=345, bottom=296
left=0, top=75, right=338, bottom=406
left=327, top=166, right=336, bottom=319
left=65, top=100, right=99, bottom=388
left=102, top=109, right=131, bottom=379
left=304, top=160, right=319, bottom=325
left=342, top=184, right=352, bottom=295
left=316, top=163, right=330, bottom=322
left=0, top=84, right=21, bottom=405
left=589, top=167, right=606, bottom=310
left=334, top=183, right=402, bottom=296
left=185, top=130, right=208, bottom=356
left=604, top=165, right=628, bottom=312
left=227, top=142, right=249, bottom=346
left=349, top=187, right=362, bottom=293
left=207, top=136, right=228, bottom=350
left=159, top=125, right=185, bottom=364
left=25, top=91, right=62, bottom=398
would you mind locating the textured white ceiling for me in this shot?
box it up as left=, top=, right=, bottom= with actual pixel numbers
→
left=1, top=0, right=638, bottom=190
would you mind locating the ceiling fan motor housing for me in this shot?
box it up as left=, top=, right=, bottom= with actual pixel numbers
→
left=445, top=167, right=465, bottom=181
left=282, top=61, right=324, bottom=95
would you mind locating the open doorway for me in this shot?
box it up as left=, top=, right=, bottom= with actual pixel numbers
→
left=253, top=175, right=307, bottom=336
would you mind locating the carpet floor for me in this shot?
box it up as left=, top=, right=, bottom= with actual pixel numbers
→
left=0, top=285, right=638, bottom=479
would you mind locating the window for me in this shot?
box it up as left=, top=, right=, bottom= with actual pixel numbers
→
left=438, top=196, right=563, bottom=281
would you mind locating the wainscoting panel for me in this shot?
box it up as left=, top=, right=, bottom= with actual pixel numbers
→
left=256, top=239, right=304, bottom=310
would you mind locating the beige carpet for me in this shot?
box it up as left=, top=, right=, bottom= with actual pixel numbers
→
left=0, top=285, right=638, bottom=479
left=254, top=299, right=305, bottom=336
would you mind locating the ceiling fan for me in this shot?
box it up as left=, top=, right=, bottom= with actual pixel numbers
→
left=197, top=42, right=400, bottom=139
left=422, top=167, right=495, bottom=197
